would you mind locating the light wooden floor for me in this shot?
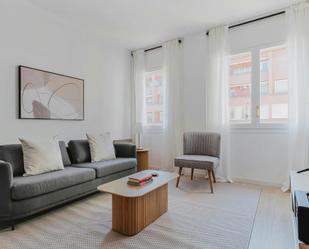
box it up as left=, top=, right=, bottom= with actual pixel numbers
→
left=248, top=185, right=295, bottom=249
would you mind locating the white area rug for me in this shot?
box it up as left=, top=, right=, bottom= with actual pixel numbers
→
left=0, top=177, right=261, bottom=249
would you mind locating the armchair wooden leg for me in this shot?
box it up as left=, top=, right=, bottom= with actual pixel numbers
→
left=212, top=169, right=216, bottom=183
left=191, top=168, right=194, bottom=180
left=176, top=167, right=183, bottom=188
left=207, top=169, right=214, bottom=194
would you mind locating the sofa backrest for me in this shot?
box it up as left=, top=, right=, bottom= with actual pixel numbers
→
left=0, top=144, right=24, bottom=176
left=0, top=141, right=72, bottom=176
left=68, top=140, right=91, bottom=164
left=59, top=141, right=72, bottom=166
left=183, top=132, right=221, bottom=158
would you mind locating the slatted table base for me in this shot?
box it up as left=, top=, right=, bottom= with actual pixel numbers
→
left=112, top=184, right=168, bottom=236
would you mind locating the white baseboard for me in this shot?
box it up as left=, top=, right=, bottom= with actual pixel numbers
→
left=152, top=167, right=283, bottom=188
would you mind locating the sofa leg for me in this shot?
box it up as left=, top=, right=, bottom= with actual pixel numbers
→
left=207, top=169, right=214, bottom=194
left=176, top=167, right=183, bottom=187
left=11, top=224, right=15, bottom=231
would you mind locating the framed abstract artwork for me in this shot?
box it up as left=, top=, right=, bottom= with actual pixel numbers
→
left=19, top=66, right=84, bottom=120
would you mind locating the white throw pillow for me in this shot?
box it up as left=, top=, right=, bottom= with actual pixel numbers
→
left=86, top=132, right=116, bottom=162
left=19, top=137, right=64, bottom=176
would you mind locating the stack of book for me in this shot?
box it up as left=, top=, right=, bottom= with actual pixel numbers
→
left=127, top=172, right=153, bottom=186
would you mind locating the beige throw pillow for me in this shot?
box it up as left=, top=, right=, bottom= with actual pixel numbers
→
left=86, top=132, right=116, bottom=162
left=19, top=137, right=64, bottom=176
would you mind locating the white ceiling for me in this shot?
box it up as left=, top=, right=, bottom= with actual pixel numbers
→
left=27, top=0, right=299, bottom=50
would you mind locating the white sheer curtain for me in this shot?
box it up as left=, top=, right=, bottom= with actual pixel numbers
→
left=131, top=49, right=145, bottom=142
left=206, top=26, right=231, bottom=182
left=131, top=40, right=183, bottom=171
left=160, top=40, right=184, bottom=170
left=282, top=2, right=309, bottom=191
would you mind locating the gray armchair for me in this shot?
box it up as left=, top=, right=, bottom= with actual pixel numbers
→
left=174, top=132, right=221, bottom=193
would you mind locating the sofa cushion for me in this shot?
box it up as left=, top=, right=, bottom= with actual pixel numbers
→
left=68, top=140, right=91, bottom=164
left=59, top=141, right=71, bottom=166
left=174, top=155, right=219, bottom=170
left=71, top=158, right=137, bottom=178
left=11, top=167, right=96, bottom=200
left=19, top=137, right=64, bottom=176
left=87, top=133, right=116, bottom=162
left=0, top=144, right=24, bottom=176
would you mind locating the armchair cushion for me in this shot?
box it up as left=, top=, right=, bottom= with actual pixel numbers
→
left=174, top=155, right=219, bottom=170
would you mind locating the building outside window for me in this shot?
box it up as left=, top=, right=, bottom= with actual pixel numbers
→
left=229, top=52, right=252, bottom=124
left=260, top=46, right=288, bottom=123
left=144, top=70, right=164, bottom=126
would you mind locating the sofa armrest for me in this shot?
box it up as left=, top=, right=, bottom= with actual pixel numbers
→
left=114, top=143, right=136, bottom=158
left=0, top=160, right=13, bottom=218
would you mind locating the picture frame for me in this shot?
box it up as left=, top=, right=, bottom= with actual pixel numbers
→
left=18, top=66, right=84, bottom=121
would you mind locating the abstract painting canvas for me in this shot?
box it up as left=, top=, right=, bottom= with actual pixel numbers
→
left=19, top=66, right=84, bottom=120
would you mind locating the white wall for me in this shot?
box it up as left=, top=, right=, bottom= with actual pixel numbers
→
left=230, top=131, right=288, bottom=186
left=0, top=0, right=131, bottom=144
left=183, top=15, right=289, bottom=186
left=183, top=33, right=207, bottom=131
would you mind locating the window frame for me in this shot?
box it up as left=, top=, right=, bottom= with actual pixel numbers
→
left=229, top=41, right=288, bottom=130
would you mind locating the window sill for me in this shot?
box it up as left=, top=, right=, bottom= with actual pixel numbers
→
left=143, top=125, right=164, bottom=134
left=230, top=125, right=288, bottom=133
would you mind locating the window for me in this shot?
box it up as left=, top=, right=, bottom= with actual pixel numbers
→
left=260, top=105, right=269, bottom=120
left=229, top=52, right=252, bottom=124
left=260, top=61, right=268, bottom=72
left=144, top=70, right=164, bottom=126
left=229, top=45, right=288, bottom=127
left=271, top=104, right=288, bottom=119
left=147, top=112, right=153, bottom=123
left=260, top=81, right=269, bottom=95
left=274, top=79, right=288, bottom=94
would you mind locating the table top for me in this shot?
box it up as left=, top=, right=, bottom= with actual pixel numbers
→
left=97, top=170, right=178, bottom=197
left=136, top=148, right=150, bottom=152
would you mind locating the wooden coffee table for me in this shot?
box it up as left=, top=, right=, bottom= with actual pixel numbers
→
left=97, top=170, right=178, bottom=236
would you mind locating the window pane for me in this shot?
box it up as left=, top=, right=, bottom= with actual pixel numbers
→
left=144, top=70, right=164, bottom=126
left=229, top=52, right=252, bottom=124
left=272, top=104, right=288, bottom=119
left=274, top=79, right=288, bottom=95
left=260, top=46, right=288, bottom=123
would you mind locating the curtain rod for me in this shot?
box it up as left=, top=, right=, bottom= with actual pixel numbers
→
left=130, top=39, right=182, bottom=56
left=206, top=10, right=285, bottom=36
left=144, top=45, right=163, bottom=53
left=144, top=39, right=182, bottom=53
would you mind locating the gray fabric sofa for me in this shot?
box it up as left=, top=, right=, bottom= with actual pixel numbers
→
left=0, top=140, right=137, bottom=230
